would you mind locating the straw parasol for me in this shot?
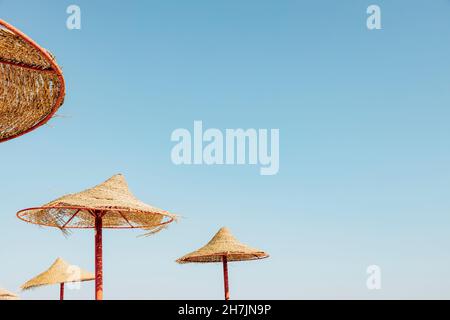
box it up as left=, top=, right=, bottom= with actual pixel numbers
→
left=0, top=19, right=65, bottom=143
left=17, top=174, right=176, bottom=300
left=177, top=227, right=269, bottom=300
left=0, top=288, right=19, bottom=300
left=21, top=257, right=94, bottom=300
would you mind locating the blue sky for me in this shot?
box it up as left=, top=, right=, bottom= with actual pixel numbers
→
left=1, top=0, right=450, bottom=299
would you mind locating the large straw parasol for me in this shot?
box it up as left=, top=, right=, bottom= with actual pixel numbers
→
left=21, top=257, right=94, bottom=300
left=177, top=227, right=269, bottom=300
left=0, top=288, right=19, bottom=300
left=0, top=19, right=65, bottom=143
left=17, top=174, right=176, bottom=300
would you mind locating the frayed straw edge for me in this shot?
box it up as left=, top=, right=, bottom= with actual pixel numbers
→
left=138, top=214, right=180, bottom=237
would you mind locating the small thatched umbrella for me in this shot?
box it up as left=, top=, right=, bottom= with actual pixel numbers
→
left=17, top=174, right=176, bottom=300
left=177, top=227, right=269, bottom=300
left=21, top=258, right=94, bottom=300
left=0, top=288, right=19, bottom=300
left=0, top=19, right=65, bottom=143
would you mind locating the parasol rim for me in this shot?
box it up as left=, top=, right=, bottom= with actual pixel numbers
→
left=176, top=252, right=270, bottom=264
left=17, top=205, right=176, bottom=230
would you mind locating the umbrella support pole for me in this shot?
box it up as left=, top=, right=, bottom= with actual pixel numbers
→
left=95, top=215, right=103, bottom=300
left=222, top=255, right=230, bottom=300
left=60, top=283, right=64, bottom=300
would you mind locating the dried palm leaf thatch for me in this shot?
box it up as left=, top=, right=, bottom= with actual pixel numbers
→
left=17, top=174, right=176, bottom=232
left=21, top=258, right=94, bottom=290
left=0, top=288, right=19, bottom=300
left=0, top=19, right=65, bottom=143
left=177, top=227, right=269, bottom=263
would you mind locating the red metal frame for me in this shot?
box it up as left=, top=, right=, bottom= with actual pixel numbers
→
left=0, top=19, right=66, bottom=143
left=17, top=206, right=175, bottom=229
left=61, top=209, right=81, bottom=228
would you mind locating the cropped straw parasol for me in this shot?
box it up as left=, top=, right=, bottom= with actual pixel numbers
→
left=21, top=258, right=94, bottom=300
left=0, top=19, right=65, bottom=143
left=177, top=227, right=269, bottom=300
left=0, top=288, right=19, bottom=300
left=17, top=174, right=176, bottom=300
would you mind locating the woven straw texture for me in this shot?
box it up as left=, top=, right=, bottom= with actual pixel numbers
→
left=17, top=174, right=176, bottom=232
left=21, top=258, right=94, bottom=290
left=177, top=227, right=269, bottom=263
left=0, top=20, right=65, bottom=143
left=0, top=288, right=19, bottom=300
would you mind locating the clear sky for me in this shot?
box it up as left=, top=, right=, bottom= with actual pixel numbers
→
left=1, top=0, right=450, bottom=299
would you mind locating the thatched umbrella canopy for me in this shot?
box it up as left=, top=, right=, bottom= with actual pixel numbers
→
left=0, top=19, right=65, bottom=143
left=17, top=174, right=176, bottom=300
left=21, top=258, right=94, bottom=300
left=0, top=288, right=19, bottom=300
left=177, top=227, right=269, bottom=300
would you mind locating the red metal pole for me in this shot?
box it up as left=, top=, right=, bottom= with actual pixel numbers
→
left=60, top=283, right=64, bottom=300
left=95, top=214, right=103, bottom=300
left=222, top=255, right=230, bottom=300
